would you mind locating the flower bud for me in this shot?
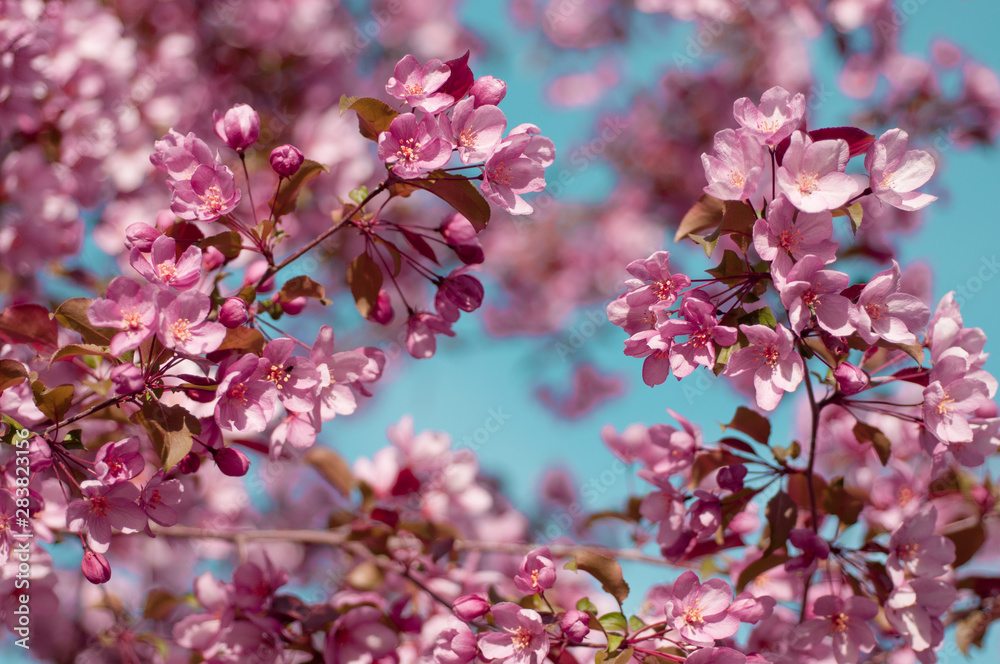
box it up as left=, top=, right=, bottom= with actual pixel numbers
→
left=110, top=363, right=145, bottom=396
left=453, top=594, right=489, bottom=622
left=215, top=447, right=250, bottom=477
left=470, top=75, right=507, bottom=108
left=125, top=223, right=162, bottom=252
left=243, top=260, right=274, bottom=293
left=219, top=297, right=250, bottom=328
left=433, top=625, right=477, bottom=664
left=177, top=452, right=202, bottom=475
left=280, top=296, right=307, bottom=315
left=834, top=362, right=869, bottom=395
left=975, top=400, right=1000, bottom=418
left=202, top=246, right=227, bottom=272
left=369, top=289, right=394, bottom=325
left=560, top=609, right=590, bottom=643
left=270, top=144, right=304, bottom=177
left=82, top=550, right=111, bottom=584
left=213, top=103, right=260, bottom=152
left=717, top=464, right=747, bottom=493
left=440, top=214, right=483, bottom=264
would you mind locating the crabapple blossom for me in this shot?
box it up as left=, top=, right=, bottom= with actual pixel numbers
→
left=513, top=546, right=556, bottom=595
left=723, top=324, right=804, bottom=411
left=87, top=276, right=159, bottom=356
left=150, top=129, right=218, bottom=180
left=865, top=128, right=938, bottom=211
left=215, top=354, right=279, bottom=432
left=684, top=648, right=748, bottom=664
left=481, top=133, right=549, bottom=215
left=470, top=75, right=507, bottom=107
left=441, top=213, right=485, bottom=264
left=477, top=603, right=549, bottom=664
left=777, top=131, right=863, bottom=212
left=753, top=196, right=838, bottom=282
left=560, top=609, right=590, bottom=643
left=663, top=570, right=740, bottom=646
left=778, top=255, right=855, bottom=335
left=833, top=362, right=870, bottom=395
left=886, top=507, right=956, bottom=581
left=434, top=622, right=478, bottom=664
left=81, top=550, right=111, bottom=584
left=733, top=86, right=806, bottom=146
left=454, top=594, right=490, bottom=622
left=139, top=471, right=184, bottom=527
left=212, top=103, right=260, bottom=152
left=258, top=338, right=320, bottom=412
left=124, top=222, right=161, bottom=252
left=169, top=163, right=242, bottom=221
left=269, top=144, right=304, bottom=177
left=218, top=297, right=250, bottom=328
left=443, top=97, right=507, bottom=164
left=851, top=261, right=930, bottom=346
left=385, top=54, right=454, bottom=114
left=658, top=293, right=737, bottom=378
left=65, top=480, right=147, bottom=553
left=406, top=312, right=456, bottom=359
left=622, top=250, right=691, bottom=313
left=923, top=353, right=992, bottom=444
left=109, top=363, right=144, bottom=395
left=129, top=234, right=202, bottom=291
left=93, top=437, right=144, bottom=483
left=155, top=290, right=226, bottom=355
left=885, top=578, right=955, bottom=655
left=377, top=113, right=452, bottom=178
left=795, top=595, right=879, bottom=664
left=701, top=128, right=766, bottom=200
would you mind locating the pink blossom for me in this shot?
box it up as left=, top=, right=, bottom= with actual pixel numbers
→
left=785, top=528, right=830, bottom=574
left=150, top=129, right=218, bottom=181
left=109, top=363, right=144, bottom=396
left=728, top=591, right=776, bottom=625
left=155, top=290, right=226, bottom=355
left=385, top=54, right=454, bottom=114
left=434, top=622, right=478, bottom=664
left=658, top=293, right=737, bottom=378
left=406, top=312, right=456, bottom=359
left=733, top=86, right=805, bottom=146
left=129, top=234, right=202, bottom=291
left=647, top=410, right=702, bottom=476
left=377, top=112, right=451, bottom=179
left=886, top=578, right=955, bottom=654
left=684, top=648, right=748, bottom=664
left=623, top=250, right=691, bottom=313
left=513, top=546, right=556, bottom=595
left=887, top=507, right=956, bottom=582
left=833, top=362, right=869, bottom=395
left=688, top=490, right=722, bottom=538
left=560, top=609, right=590, bottom=643
left=218, top=297, right=249, bottom=328
left=0, top=491, right=14, bottom=565
left=435, top=268, right=485, bottom=323
left=258, top=338, right=320, bottom=412
left=81, top=549, right=111, bottom=584
left=663, top=570, right=740, bottom=646
left=471, top=75, right=507, bottom=107
left=454, top=594, right=490, bottom=622
left=600, top=423, right=661, bottom=466
left=212, top=103, right=260, bottom=152
left=65, top=479, right=147, bottom=553
left=441, top=213, right=484, bottom=265
left=795, top=595, right=878, bottom=664
left=324, top=606, right=397, bottom=664
left=140, top=471, right=183, bottom=527
left=270, top=411, right=319, bottom=459
left=480, top=134, right=548, bottom=215
left=778, top=255, right=855, bottom=336
left=701, top=128, right=766, bottom=200
left=214, top=354, right=278, bottom=433
left=124, top=222, right=161, bottom=252
left=477, top=602, right=549, bottom=664
left=923, top=354, right=991, bottom=444
left=723, top=324, right=804, bottom=411
left=507, top=123, right=556, bottom=167
left=269, top=144, right=304, bottom=177
left=169, top=163, right=242, bottom=221
left=215, top=446, right=251, bottom=477
left=753, top=196, right=838, bottom=282
left=443, top=97, right=507, bottom=164
left=865, top=128, right=937, bottom=211
left=93, top=436, right=144, bottom=483
left=777, top=131, right=863, bottom=213
left=310, top=325, right=373, bottom=421
left=87, top=276, right=159, bottom=356
left=851, top=261, right=930, bottom=346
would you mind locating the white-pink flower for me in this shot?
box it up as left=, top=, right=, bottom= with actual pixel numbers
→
left=443, top=97, right=507, bottom=164
left=777, top=131, right=864, bottom=213
left=723, top=324, right=804, bottom=411
left=850, top=260, right=930, bottom=346
left=733, top=86, right=805, bottom=146
left=701, top=128, right=766, bottom=200
left=377, top=113, right=451, bottom=179
left=385, top=54, right=453, bottom=114
left=865, top=128, right=937, bottom=211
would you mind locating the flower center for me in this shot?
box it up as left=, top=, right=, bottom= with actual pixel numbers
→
left=897, top=541, right=920, bottom=562
left=511, top=626, right=532, bottom=651
left=459, top=127, right=479, bottom=149
left=106, top=457, right=124, bottom=476
left=935, top=393, right=956, bottom=416
left=757, top=118, right=780, bottom=133
left=201, top=185, right=224, bottom=214
left=170, top=318, right=192, bottom=343
left=802, top=289, right=820, bottom=308
left=396, top=137, right=422, bottom=163
left=730, top=169, right=746, bottom=189
left=404, top=83, right=424, bottom=96
left=653, top=279, right=674, bottom=301
left=148, top=489, right=162, bottom=506
left=228, top=382, right=248, bottom=406
left=682, top=603, right=705, bottom=626
left=776, top=228, right=800, bottom=252
left=796, top=172, right=819, bottom=195
left=690, top=328, right=712, bottom=349
left=864, top=302, right=886, bottom=322
left=489, top=161, right=512, bottom=186
left=122, top=307, right=144, bottom=330
left=880, top=171, right=896, bottom=190
left=157, top=262, right=178, bottom=282
left=265, top=364, right=291, bottom=390
left=897, top=486, right=914, bottom=507
left=758, top=342, right=780, bottom=368
left=90, top=495, right=110, bottom=518
left=831, top=612, right=851, bottom=633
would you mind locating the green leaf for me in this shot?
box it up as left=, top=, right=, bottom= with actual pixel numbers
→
left=349, top=185, right=369, bottom=205
left=834, top=202, right=864, bottom=235
left=722, top=406, right=771, bottom=446
left=689, top=233, right=720, bottom=258
left=342, top=96, right=399, bottom=141
left=270, top=159, right=329, bottom=217
left=610, top=647, right=634, bottom=664
left=574, top=550, right=630, bottom=604
left=598, top=612, right=627, bottom=633
left=763, top=491, right=797, bottom=556
left=201, top=231, right=243, bottom=260
left=31, top=380, right=74, bottom=423
left=278, top=275, right=330, bottom=305
left=675, top=193, right=726, bottom=243
left=130, top=401, right=200, bottom=472
left=347, top=252, right=383, bottom=318
left=627, top=615, right=647, bottom=632
left=53, top=298, right=117, bottom=346
left=0, top=303, right=59, bottom=348
left=304, top=447, right=355, bottom=497
left=605, top=634, right=624, bottom=653
left=576, top=597, right=598, bottom=614
left=707, top=250, right=746, bottom=284
left=338, top=94, right=359, bottom=115
left=408, top=170, right=491, bottom=232
left=0, top=359, right=28, bottom=396
left=853, top=421, right=891, bottom=465
left=61, top=429, right=83, bottom=450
